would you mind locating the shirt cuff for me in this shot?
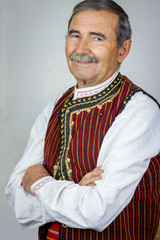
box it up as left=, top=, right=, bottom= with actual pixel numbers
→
left=41, top=204, right=56, bottom=223
left=31, top=176, right=56, bottom=196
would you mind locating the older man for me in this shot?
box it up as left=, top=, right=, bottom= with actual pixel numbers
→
left=5, top=0, right=160, bottom=239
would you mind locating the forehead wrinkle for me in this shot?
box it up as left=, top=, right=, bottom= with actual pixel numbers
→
left=70, top=10, right=118, bottom=40
left=71, top=10, right=119, bottom=27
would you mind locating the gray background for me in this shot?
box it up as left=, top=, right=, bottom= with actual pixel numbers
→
left=0, top=0, right=160, bottom=239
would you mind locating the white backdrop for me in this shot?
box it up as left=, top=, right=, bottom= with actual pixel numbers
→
left=0, top=0, right=160, bottom=239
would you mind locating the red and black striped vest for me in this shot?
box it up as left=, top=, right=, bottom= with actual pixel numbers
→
left=39, top=74, right=160, bottom=240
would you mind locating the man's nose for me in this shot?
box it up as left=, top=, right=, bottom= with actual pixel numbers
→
left=75, top=38, right=91, bottom=55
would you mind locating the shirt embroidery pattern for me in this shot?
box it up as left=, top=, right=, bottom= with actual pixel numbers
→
left=32, top=177, right=54, bottom=195
left=73, top=71, right=118, bottom=99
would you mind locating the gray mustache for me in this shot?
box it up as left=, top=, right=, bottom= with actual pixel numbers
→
left=70, top=54, right=99, bottom=63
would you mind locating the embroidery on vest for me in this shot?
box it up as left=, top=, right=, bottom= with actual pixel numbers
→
left=41, top=74, right=160, bottom=240
left=54, top=73, right=123, bottom=180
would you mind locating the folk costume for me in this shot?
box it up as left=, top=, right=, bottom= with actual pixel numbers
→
left=5, top=73, right=160, bottom=240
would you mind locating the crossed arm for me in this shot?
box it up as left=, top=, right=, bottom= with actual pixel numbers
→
left=5, top=93, right=160, bottom=230
left=22, top=164, right=104, bottom=195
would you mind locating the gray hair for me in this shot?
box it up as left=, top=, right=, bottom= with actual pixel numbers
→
left=68, top=0, right=132, bottom=48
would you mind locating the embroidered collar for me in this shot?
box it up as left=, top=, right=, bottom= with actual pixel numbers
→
left=73, top=71, right=118, bottom=100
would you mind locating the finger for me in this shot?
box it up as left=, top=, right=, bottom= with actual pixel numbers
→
left=93, top=166, right=104, bottom=172
left=87, top=183, right=96, bottom=186
left=80, top=169, right=103, bottom=183
left=79, top=175, right=102, bottom=186
left=84, top=168, right=103, bottom=179
left=82, top=175, right=102, bottom=186
left=89, top=168, right=104, bottom=178
left=93, top=169, right=104, bottom=177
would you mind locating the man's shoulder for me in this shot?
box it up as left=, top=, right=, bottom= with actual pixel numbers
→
left=120, top=75, right=160, bottom=110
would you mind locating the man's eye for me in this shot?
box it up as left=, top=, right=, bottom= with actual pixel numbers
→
left=95, top=37, right=103, bottom=41
left=71, top=34, right=80, bottom=38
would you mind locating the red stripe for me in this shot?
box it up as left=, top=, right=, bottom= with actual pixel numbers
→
left=46, top=222, right=60, bottom=240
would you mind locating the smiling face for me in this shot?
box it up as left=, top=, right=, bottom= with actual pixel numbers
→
left=65, top=9, right=130, bottom=88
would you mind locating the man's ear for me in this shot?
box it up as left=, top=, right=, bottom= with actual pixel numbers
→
left=118, top=39, right=132, bottom=64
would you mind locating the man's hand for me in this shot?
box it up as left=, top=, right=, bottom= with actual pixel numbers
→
left=79, top=166, right=104, bottom=186
left=22, top=164, right=51, bottom=195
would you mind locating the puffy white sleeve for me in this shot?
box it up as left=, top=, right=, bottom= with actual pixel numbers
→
left=5, top=100, right=58, bottom=228
left=30, top=92, right=160, bottom=231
